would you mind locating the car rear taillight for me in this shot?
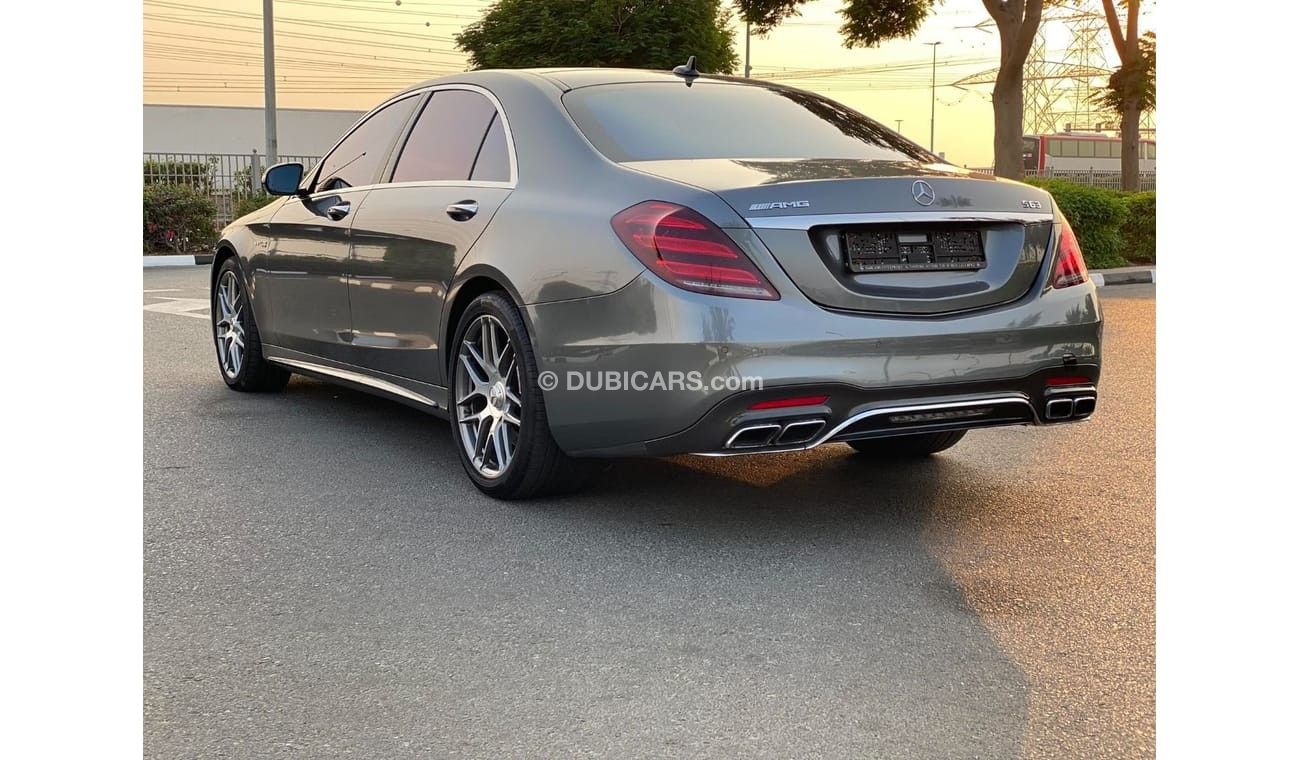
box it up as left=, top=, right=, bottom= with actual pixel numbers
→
left=1051, top=216, right=1089, bottom=289
left=611, top=201, right=779, bottom=300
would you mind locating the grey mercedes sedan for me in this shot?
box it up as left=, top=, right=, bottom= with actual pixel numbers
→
left=211, top=65, right=1101, bottom=499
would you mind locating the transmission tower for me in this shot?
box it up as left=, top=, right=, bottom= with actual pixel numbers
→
left=1056, top=7, right=1112, bottom=131
left=952, top=1, right=1116, bottom=135
left=1021, top=32, right=1068, bottom=134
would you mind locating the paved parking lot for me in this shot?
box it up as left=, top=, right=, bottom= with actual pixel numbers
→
left=144, top=266, right=1154, bottom=759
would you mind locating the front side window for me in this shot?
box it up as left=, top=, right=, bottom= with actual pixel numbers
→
left=563, top=81, right=935, bottom=164
left=314, top=95, right=419, bottom=192
left=392, top=89, right=500, bottom=183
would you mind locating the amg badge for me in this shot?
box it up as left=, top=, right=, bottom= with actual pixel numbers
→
left=748, top=200, right=810, bottom=211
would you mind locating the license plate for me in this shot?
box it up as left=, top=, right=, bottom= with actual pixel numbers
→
left=843, top=229, right=986, bottom=273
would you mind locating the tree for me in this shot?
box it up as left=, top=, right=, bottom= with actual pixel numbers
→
left=1097, top=0, right=1152, bottom=190
left=739, top=0, right=1045, bottom=179
left=978, top=1, right=1044, bottom=179
left=456, top=0, right=738, bottom=74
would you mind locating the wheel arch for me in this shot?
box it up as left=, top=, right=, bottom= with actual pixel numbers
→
left=442, top=265, right=535, bottom=380
left=211, top=241, right=239, bottom=291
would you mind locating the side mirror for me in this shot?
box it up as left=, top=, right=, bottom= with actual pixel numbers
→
left=262, top=162, right=305, bottom=196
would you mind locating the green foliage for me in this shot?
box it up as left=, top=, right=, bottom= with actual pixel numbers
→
left=234, top=193, right=276, bottom=219
left=143, top=158, right=216, bottom=193
left=143, top=183, right=217, bottom=254
left=838, top=0, right=938, bottom=48
left=1119, top=191, right=1156, bottom=264
left=456, top=0, right=738, bottom=73
left=739, top=0, right=938, bottom=43
left=1025, top=178, right=1131, bottom=269
left=1094, top=31, right=1155, bottom=114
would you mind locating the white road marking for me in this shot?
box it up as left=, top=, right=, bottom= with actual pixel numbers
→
left=144, top=297, right=210, bottom=320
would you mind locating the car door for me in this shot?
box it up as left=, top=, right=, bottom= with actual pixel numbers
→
left=258, top=94, right=420, bottom=363
left=346, top=87, right=514, bottom=386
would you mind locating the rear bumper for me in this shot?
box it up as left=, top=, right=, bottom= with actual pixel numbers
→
left=646, top=371, right=1097, bottom=457
left=525, top=272, right=1102, bottom=457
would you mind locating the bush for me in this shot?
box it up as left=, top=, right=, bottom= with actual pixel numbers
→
left=234, top=192, right=276, bottom=219
left=1119, top=191, right=1156, bottom=264
left=1024, top=178, right=1130, bottom=269
left=143, top=159, right=215, bottom=192
left=144, top=183, right=217, bottom=253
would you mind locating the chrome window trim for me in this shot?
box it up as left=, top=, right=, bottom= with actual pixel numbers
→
left=387, top=83, right=519, bottom=188
left=307, top=83, right=520, bottom=197
left=744, top=210, right=1053, bottom=230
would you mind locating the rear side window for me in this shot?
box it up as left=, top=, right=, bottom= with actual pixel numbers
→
left=563, top=81, right=934, bottom=163
left=315, top=95, right=419, bottom=191
left=392, top=89, right=499, bottom=183
left=470, top=114, right=510, bottom=182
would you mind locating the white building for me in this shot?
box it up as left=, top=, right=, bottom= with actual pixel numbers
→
left=143, top=104, right=365, bottom=157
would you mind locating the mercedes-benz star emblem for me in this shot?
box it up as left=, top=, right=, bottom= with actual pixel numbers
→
left=912, top=179, right=936, bottom=207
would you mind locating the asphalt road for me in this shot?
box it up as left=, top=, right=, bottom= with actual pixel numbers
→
left=145, top=267, right=1155, bottom=759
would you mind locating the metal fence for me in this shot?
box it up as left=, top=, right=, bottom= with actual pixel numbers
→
left=967, top=166, right=1156, bottom=192
left=144, top=152, right=320, bottom=227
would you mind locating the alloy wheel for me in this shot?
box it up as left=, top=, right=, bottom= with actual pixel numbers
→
left=214, top=270, right=246, bottom=379
left=455, top=314, right=523, bottom=479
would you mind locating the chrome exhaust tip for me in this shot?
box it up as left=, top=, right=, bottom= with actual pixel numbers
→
left=1045, top=398, right=1074, bottom=420
left=725, top=418, right=827, bottom=449
left=775, top=419, right=825, bottom=445
left=1045, top=392, right=1097, bottom=421
left=725, top=423, right=782, bottom=449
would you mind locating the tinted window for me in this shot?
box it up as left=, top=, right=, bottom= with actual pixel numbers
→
left=471, top=113, right=510, bottom=182
left=1048, top=139, right=1062, bottom=156
left=315, top=95, right=418, bottom=191
left=564, top=82, right=935, bottom=163
left=1059, top=140, right=1079, bottom=157
left=392, top=90, right=498, bottom=183
left=1077, top=140, right=1095, bottom=158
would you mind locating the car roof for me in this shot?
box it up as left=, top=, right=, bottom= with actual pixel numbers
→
left=398, top=67, right=753, bottom=97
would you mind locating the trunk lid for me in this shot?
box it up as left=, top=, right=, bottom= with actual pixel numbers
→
left=625, top=158, right=1056, bottom=315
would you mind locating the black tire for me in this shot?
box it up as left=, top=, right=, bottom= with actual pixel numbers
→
left=846, top=430, right=967, bottom=457
left=449, top=291, right=595, bottom=500
left=211, top=257, right=291, bottom=392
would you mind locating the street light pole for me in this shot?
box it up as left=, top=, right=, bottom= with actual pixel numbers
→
left=895, top=119, right=903, bottom=134
left=263, top=0, right=278, bottom=164
left=925, top=42, right=941, bottom=153
left=744, top=21, right=751, bottom=78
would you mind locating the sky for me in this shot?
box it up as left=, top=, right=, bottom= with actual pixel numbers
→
left=143, top=0, right=1156, bottom=168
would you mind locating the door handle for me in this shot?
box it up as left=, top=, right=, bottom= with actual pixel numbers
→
left=445, top=200, right=479, bottom=221
left=326, top=202, right=351, bottom=221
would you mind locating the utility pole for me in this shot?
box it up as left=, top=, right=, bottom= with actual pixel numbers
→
left=263, top=0, right=278, bottom=164
left=744, top=21, right=751, bottom=78
left=925, top=41, right=941, bottom=153
left=895, top=119, right=903, bottom=133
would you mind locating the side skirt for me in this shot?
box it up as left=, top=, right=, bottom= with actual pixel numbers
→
left=263, top=345, right=451, bottom=419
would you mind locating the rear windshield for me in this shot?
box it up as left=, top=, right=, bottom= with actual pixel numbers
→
left=563, top=81, right=935, bottom=164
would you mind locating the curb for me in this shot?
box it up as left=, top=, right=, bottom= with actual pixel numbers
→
left=1091, top=267, right=1154, bottom=287
left=144, top=254, right=214, bottom=268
